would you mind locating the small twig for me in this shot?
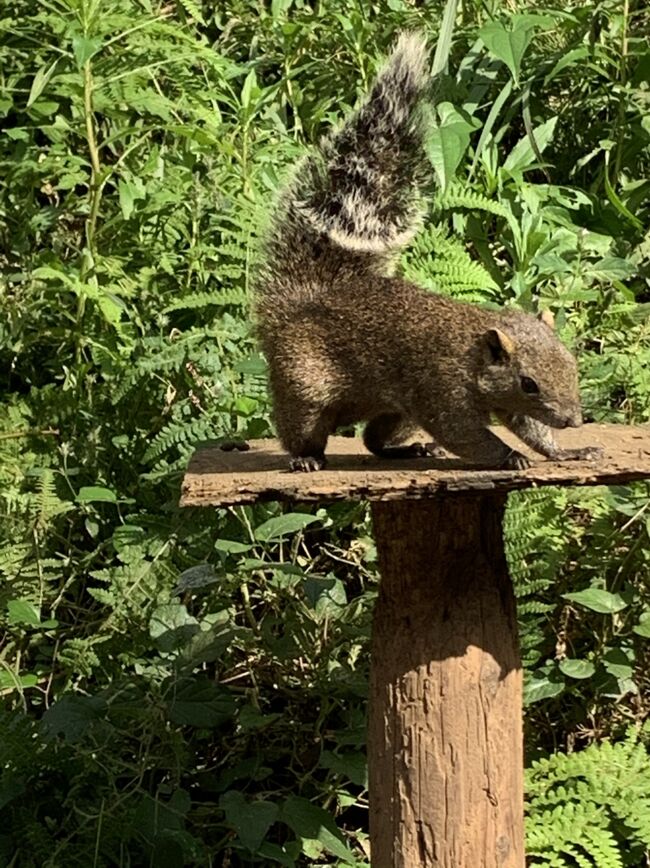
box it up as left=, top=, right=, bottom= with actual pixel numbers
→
left=0, top=428, right=59, bottom=440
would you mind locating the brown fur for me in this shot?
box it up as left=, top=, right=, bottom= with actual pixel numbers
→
left=258, top=252, right=600, bottom=469
left=254, top=36, right=601, bottom=471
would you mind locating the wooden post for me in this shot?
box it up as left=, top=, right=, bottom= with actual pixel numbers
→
left=369, top=497, right=523, bottom=868
left=180, top=426, right=650, bottom=868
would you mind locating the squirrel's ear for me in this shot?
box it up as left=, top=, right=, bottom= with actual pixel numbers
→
left=485, top=328, right=516, bottom=363
left=538, top=309, right=555, bottom=330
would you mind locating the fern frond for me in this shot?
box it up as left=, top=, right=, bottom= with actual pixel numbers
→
left=404, top=225, right=499, bottom=298
left=526, top=731, right=650, bottom=864
left=163, top=288, right=246, bottom=312
left=434, top=185, right=512, bottom=218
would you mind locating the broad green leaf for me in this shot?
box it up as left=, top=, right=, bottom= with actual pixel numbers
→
left=633, top=614, right=650, bottom=638
left=0, top=672, right=39, bottom=691
left=281, top=796, right=354, bottom=863
left=220, top=791, right=279, bottom=852
left=588, top=256, right=636, bottom=282
left=215, top=539, right=253, bottom=554
left=523, top=671, right=564, bottom=705
left=320, top=750, right=367, bottom=788
left=32, top=265, right=75, bottom=287
left=133, top=790, right=191, bottom=853
left=256, top=841, right=301, bottom=866
left=271, top=0, right=294, bottom=15
left=559, top=659, right=596, bottom=680
left=503, top=116, right=557, bottom=175
left=77, top=486, right=117, bottom=504
left=563, top=589, right=629, bottom=614
left=150, top=603, right=200, bottom=652
left=605, top=486, right=647, bottom=517
left=254, top=513, right=319, bottom=541
left=97, top=292, right=126, bottom=329
left=238, top=705, right=283, bottom=731
left=543, top=46, right=590, bottom=85
left=602, top=648, right=635, bottom=680
left=7, top=599, right=41, bottom=626
left=166, top=678, right=236, bottom=727
left=118, top=177, right=146, bottom=220
left=234, top=395, right=258, bottom=416
left=241, top=69, right=259, bottom=113
left=27, top=59, right=59, bottom=108
left=302, top=576, right=347, bottom=619
left=479, top=15, right=552, bottom=85
left=177, top=624, right=248, bottom=670
left=5, top=127, right=28, bottom=141
left=174, top=564, right=220, bottom=593
left=72, top=36, right=103, bottom=69
left=302, top=839, right=324, bottom=860
left=241, top=557, right=269, bottom=570
left=610, top=676, right=637, bottom=697
left=427, top=103, right=477, bottom=191
left=42, top=695, right=107, bottom=742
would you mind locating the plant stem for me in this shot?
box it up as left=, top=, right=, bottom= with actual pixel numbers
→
left=614, top=0, right=629, bottom=180
left=83, top=58, right=102, bottom=279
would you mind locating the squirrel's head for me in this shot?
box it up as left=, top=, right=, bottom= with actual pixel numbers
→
left=476, top=310, right=583, bottom=429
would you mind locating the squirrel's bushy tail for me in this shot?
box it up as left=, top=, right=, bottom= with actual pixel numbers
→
left=296, top=33, right=429, bottom=254
left=257, top=33, right=430, bottom=303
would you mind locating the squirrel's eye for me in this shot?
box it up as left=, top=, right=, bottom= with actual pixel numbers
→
left=520, top=376, right=539, bottom=394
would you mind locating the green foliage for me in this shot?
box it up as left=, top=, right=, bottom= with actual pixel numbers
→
left=1, top=0, right=649, bottom=864
left=526, top=729, right=650, bottom=866
left=505, top=482, right=650, bottom=740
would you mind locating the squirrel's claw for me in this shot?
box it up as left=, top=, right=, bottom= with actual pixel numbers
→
left=290, top=455, right=327, bottom=472
left=423, top=442, right=448, bottom=459
left=402, top=441, right=431, bottom=457
left=502, top=450, right=531, bottom=471
left=375, top=442, right=440, bottom=459
left=555, top=446, right=604, bottom=462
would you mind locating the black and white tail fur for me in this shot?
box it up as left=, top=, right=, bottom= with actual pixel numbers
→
left=257, top=32, right=430, bottom=302
left=295, top=32, right=429, bottom=254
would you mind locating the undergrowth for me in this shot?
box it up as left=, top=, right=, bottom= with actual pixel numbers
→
left=1, top=0, right=649, bottom=864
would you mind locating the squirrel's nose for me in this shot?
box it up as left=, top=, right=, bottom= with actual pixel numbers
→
left=565, top=409, right=583, bottom=428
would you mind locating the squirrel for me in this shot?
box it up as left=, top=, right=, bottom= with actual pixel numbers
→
left=254, top=33, right=603, bottom=472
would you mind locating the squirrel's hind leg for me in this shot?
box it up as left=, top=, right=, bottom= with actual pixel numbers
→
left=363, top=413, right=432, bottom=459
left=274, top=401, right=334, bottom=472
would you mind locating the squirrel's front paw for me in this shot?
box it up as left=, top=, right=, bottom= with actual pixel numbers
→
left=502, top=450, right=531, bottom=470
left=219, top=439, right=250, bottom=452
left=423, top=442, right=448, bottom=459
left=290, top=455, right=326, bottom=472
left=405, top=441, right=430, bottom=457
left=555, top=446, right=604, bottom=462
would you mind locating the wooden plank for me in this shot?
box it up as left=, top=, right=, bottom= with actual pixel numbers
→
left=181, top=424, right=650, bottom=506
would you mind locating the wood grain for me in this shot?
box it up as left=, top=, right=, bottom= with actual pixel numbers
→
left=181, top=424, right=650, bottom=506
left=369, top=498, right=523, bottom=868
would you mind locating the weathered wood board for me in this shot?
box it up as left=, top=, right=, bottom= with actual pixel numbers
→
left=181, top=424, right=650, bottom=506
